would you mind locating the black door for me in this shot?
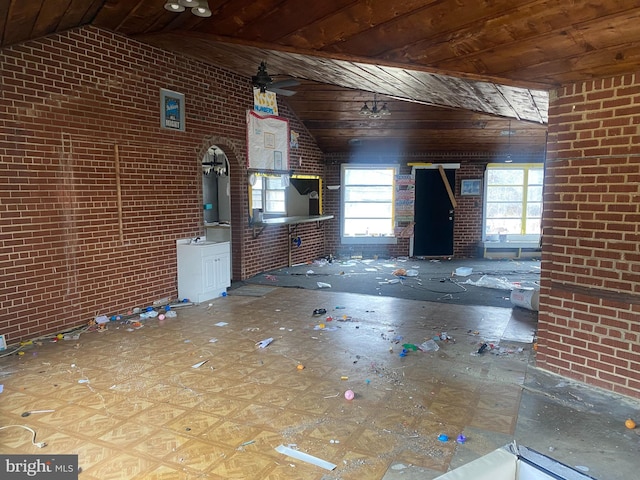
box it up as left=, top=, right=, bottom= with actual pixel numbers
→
left=413, top=168, right=455, bottom=256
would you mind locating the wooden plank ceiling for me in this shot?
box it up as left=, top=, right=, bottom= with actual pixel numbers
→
left=2, top=1, right=639, bottom=156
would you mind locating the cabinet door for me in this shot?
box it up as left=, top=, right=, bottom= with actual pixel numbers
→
left=202, top=255, right=220, bottom=293
left=214, top=251, right=231, bottom=288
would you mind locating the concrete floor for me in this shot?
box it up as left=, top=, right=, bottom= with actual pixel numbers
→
left=0, top=287, right=638, bottom=479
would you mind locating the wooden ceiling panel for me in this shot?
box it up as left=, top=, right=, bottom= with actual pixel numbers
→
left=2, top=1, right=639, bottom=156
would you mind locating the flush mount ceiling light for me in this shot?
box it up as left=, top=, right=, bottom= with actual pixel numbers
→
left=164, top=0, right=211, bottom=17
left=359, top=94, right=390, bottom=119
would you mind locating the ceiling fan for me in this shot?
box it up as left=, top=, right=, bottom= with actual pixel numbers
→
left=252, top=61, right=299, bottom=97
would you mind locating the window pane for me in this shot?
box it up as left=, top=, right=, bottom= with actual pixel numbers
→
left=528, top=169, right=544, bottom=185
left=486, top=203, right=523, bottom=218
left=486, top=218, right=522, bottom=234
left=265, top=190, right=285, bottom=213
left=526, top=218, right=541, bottom=234
left=342, top=165, right=396, bottom=241
left=344, top=186, right=393, bottom=202
left=345, top=202, right=393, bottom=218
left=527, top=185, right=543, bottom=201
left=252, top=181, right=263, bottom=209
left=484, top=164, right=544, bottom=238
left=343, top=218, right=393, bottom=236
left=487, top=169, right=524, bottom=185
left=526, top=202, right=542, bottom=217
left=344, top=169, right=394, bottom=186
left=486, top=186, right=523, bottom=202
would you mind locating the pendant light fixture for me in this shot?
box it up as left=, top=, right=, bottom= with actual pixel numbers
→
left=164, top=0, right=211, bottom=17
left=359, top=94, right=390, bottom=119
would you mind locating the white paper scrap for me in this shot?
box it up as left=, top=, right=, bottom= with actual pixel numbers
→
left=214, top=322, right=228, bottom=327
left=191, top=360, right=209, bottom=369
left=275, top=444, right=336, bottom=471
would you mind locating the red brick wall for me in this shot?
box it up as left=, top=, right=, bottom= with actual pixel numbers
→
left=0, top=26, right=325, bottom=344
left=538, top=73, right=640, bottom=399
left=323, top=153, right=488, bottom=259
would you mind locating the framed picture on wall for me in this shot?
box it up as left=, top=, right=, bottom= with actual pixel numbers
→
left=461, top=179, right=482, bottom=196
left=160, top=88, right=185, bottom=132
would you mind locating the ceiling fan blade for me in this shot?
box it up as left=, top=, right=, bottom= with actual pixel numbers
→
left=269, top=88, right=297, bottom=97
left=271, top=78, right=300, bottom=89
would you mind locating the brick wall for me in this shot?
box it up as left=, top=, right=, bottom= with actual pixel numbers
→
left=538, top=73, right=640, bottom=399
left=323, top=153, right=488, bottom=259
left=0, top=26, right=325, bottom=344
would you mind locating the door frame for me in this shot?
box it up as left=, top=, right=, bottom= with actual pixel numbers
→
left=409, top=163, right=460, bottom=257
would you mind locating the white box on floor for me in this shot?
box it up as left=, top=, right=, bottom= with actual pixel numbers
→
left=434, top=444, right=595, bottom=480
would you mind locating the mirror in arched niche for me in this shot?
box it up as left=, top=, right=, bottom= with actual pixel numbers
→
left=202, top=144, right=231, bottom=229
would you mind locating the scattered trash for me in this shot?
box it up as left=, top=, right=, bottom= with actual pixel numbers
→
left=0, top=385, right=3, bottom=394
left=209, top=338, right=218, bottom=343
left=340, top=376, right=349, bottom=381
left=312, top=308, right=327, bottom=316
left=238, top=440, right=255, bottom=449
left=214, top=322, right=228, bottom=327
left=510, top=288, right=540, bottom=311
left=437, top=434, right=449, bottom=442
left=405, top=269, right=419, bottom=277
left=256, top=338, right=274, bottom=348
left=625, top=418, right=636, bottom=429
left=0, top=425, right=47, bottom=448
left=455, top=267, right=473, bottom=277
left=477, top=343, right=489, bottom=354
left=420, top=339, right=440, bottom=352
left=78, top=379, right=90, bottom=384
left=191, top=360, right=209, bottom=369
left=463, top=275, right=516, bottom=290
left=456, top=434, right=467, bottom=444
left=344, top=389, right=355, bottom=400
left=316, top=282, right=332, bottom=288
left=21, top=409, right=55, bottom=417
left=392, top=268, right=407, bottom=276
left=275, top=444, right=336, bottom=471
left=402, top=343, right=419, bottom=351
left=95, top=315, right=109, bottom=324
left=329, top=439, right=340, bottom=444
left=296, top=364, right=305, bottom=370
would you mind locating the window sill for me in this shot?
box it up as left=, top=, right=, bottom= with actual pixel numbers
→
left=341, top=236, right=398, bottom=245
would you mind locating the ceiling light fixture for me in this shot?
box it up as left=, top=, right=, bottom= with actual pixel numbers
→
left=359, top=94, right=390, bottom=119
left=164, top=0, right=211, bottom=17
left=252, top=61, right=273, bottom=93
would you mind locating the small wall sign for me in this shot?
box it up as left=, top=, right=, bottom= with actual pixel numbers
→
left=160, top=88, right=185, bottom=131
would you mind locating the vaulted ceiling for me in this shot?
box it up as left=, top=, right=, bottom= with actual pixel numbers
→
left=2, top=1, right=639, bottom=156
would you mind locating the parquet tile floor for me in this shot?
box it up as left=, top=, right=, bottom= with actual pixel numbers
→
left=0, top=288, right=531, bottom=479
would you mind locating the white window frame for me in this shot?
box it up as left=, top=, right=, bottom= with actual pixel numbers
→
left=483, top=163, right=544, bottom=243
left=341, top=164, right=398, bottom=245
left=250, top=174, right=287, bottom=216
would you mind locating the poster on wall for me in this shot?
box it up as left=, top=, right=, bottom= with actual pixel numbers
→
left=247, top=110, right=289, bottom=170
left=253, top=88, right=279, bottom=115
left=160, top=88, right=185, bottom=131
left=395, top=174, right=415, bottom=223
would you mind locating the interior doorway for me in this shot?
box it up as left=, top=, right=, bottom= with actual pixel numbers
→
left=202, top=145, right=232, bottom=274
left=412, top=167, right=456, bottom=256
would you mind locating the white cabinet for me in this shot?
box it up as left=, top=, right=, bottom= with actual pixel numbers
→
left=176, top=240, right=231, bottom=303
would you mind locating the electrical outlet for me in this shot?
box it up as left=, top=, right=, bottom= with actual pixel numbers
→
left=0, top=334, right=6, bottom=351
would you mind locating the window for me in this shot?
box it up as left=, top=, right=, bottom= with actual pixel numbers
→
left=341, top=164, right=397, bottom=244
left=251, top=175, right=286, bottom=215
left=484, top=163, right=543, bottom=241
